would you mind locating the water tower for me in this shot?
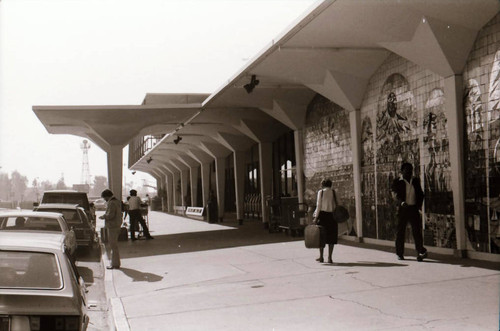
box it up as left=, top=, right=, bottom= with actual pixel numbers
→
left=80, top=139, right=91, bottom=185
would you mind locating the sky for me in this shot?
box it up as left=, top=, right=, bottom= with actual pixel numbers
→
left=0, top=0, right=317, bottom=189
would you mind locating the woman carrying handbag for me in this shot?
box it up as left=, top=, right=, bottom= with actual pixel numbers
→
left=312, top=178, right=338, bottom=263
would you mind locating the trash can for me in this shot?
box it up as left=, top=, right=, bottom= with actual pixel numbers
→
left=206, top=194, right=218, bottom=223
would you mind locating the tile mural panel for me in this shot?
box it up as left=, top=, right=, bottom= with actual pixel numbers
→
left=303, top=94, right=356, bottom=235
left=361, top=117, right=376, bottom=238
left=463, top=12, right=500, bottom=253
left=361, top=54, right=454, bottom=247
left=298, top=12, right=500, bottom=254
left=376, top=73, right=419, bottom=241
left=422, top=88, right=455, bottom=248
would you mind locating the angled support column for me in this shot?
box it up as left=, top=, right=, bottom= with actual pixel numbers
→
left=294, top=130, right=305, bottom=205
left=215, top=157, right=226, bottom=222
left=107, top=145, right=123, bottom=199
left=199, top=142, right=231, bottom=222
left=164, top=169, right=174, bottom=213
left=349, top=109, right=363, bottom=239
left=164, top=164, right=180, bottom=208
left=444, top=75, right=466, bottom=257
left=171, top=160, right=189, bottom=207
left=187, top=149, right=214, bottom=209
left=178, top=154, right=201, bottom=207
left=190, top=165, right=200, bottom=207
left=259, top=142, right=273, bottom=224
left=200, top=162, right=211, bottom=208
left=234, top=151, right=246, bottom=225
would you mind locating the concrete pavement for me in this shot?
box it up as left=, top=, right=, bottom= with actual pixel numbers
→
left=102, top=211, right=500, bottom=331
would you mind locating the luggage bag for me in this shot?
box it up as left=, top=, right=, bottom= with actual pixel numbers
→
left=118, top=226, right=128, bottom=241
left=304, top=224, right=325, bottom=248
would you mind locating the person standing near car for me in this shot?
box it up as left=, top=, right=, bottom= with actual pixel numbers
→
left=391, top=162, right=427, bottom=261
left=128, top=189, right=154, bottom=240
left=99, top=189, right=121, bottom=269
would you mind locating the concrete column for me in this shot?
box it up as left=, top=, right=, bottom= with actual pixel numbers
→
left=172, top=170, right=180, bottom=207
left=165, top=171, right=174, bottom=213
left=444, top=75, right=466, bottom=256
left=259, top=142, right=273, bottom=224
left=180, top=168, right=189, bottom=207
left=294, top=130, right=305, bottom=205
left=215, top=157, right=226, bottom=222
left=190, top=165, right=200, bottom=207
left=234, top=151, right=246, bottom=224
left=349, top=109, right=363, bottom=238
left=201, top=162, right=211, bottom=208
left=107, top=145, right=123, bottom=199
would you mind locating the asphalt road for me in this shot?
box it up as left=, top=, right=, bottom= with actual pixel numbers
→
left=75, top=245, right=110, bottom=331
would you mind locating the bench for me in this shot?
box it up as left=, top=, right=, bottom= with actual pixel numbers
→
left=185, top=207, right=205, bottom=221
left=174, top=206, right=186, bottom=215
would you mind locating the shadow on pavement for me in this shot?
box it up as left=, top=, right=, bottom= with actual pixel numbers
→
left=326, top=261, right=407, bottom=267
left=118, top=267, right=163, bottom=282
left=117, top=220, right=303, bottom=259
left=75, top=246, right=101, bottom=263
left=339, top=239, right=500, bottom=271
left=77, top=266, right=94, bottom=283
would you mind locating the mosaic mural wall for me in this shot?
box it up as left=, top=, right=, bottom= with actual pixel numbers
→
left=360, top=53, right=456, bottom=247
left=463, top=13, right=500, bottom=254
left=303, top=94, right=356, bottom=235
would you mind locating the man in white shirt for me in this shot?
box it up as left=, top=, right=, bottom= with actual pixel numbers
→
left=128, top=189, right=154, bottom=241
left=391, top=163, right=427, bottom=261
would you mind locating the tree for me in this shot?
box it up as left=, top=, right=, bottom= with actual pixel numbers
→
left=41, top=180, right=55, bottom=192
left=91, top=176, right=107, bottom=197
left=0, top=173, right=10, bottom=201
left=56, top=175, right=67, bottom=190
left=10, top=171, right=28, bottom=202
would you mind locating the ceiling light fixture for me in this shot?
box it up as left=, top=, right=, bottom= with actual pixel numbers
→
left=244, top=75, right=259, bottom=94
left=173, top=135, right=182, bottom=145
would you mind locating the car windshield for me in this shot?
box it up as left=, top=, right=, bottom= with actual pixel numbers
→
left=0, top=251, right=62, bottom=289
left=42, top=193, right=89, bottom=210
left=0, top=216, right=62, bottom=232
left=38, top=209, right=82, bottom=224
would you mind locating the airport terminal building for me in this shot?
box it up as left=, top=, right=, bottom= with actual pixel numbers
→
left=34, top=0, right=500, bottom=260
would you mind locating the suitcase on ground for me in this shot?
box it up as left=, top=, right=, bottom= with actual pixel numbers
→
left=118, top=226, right=128, bottom=241
left=304, top=224, right=325, bottom=248
left=100, top=227, right=108, bottom=243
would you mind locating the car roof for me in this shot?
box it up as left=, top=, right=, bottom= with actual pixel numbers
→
left=37, top=203, right=81, bottom=210
left=0, top=210, right=63, bottom=218
left=0, top=232, right=64, bottom=251
left=43, top=190, right=84, bottom=194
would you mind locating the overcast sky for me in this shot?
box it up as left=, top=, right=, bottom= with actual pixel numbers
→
left=0, top=0, right=316, bottom=189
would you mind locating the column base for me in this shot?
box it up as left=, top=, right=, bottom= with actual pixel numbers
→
left=453, top=249, right=467, bottom=259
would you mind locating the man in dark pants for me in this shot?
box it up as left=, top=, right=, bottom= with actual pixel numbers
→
left=128, top=189, right=153, bottom=240
left=391, top=162, right=427, bottom=261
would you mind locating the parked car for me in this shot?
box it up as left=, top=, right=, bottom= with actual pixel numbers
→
left=92, top=198, right=107, bottom=211
left=0, top=232, right=89, bottom=331
left=34, top=203, right=98, bottom=250
left=40, top=190, right=96, bottom=225
left=0, top=210, right=77, bottom=256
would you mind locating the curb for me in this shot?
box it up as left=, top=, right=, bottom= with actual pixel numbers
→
left=101, top=242, right=131, bottom=331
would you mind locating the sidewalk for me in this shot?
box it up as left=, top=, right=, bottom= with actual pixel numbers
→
left=103, top=211, right=500, bottom=331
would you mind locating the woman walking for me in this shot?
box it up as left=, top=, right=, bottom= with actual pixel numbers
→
left=313, top=179, right=338, bottom=263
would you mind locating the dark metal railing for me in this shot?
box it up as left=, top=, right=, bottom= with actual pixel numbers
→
left=128, top=134, right=164, bottom=166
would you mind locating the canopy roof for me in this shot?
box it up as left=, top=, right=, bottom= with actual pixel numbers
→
left=33, top=0, right=500, bottom=177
